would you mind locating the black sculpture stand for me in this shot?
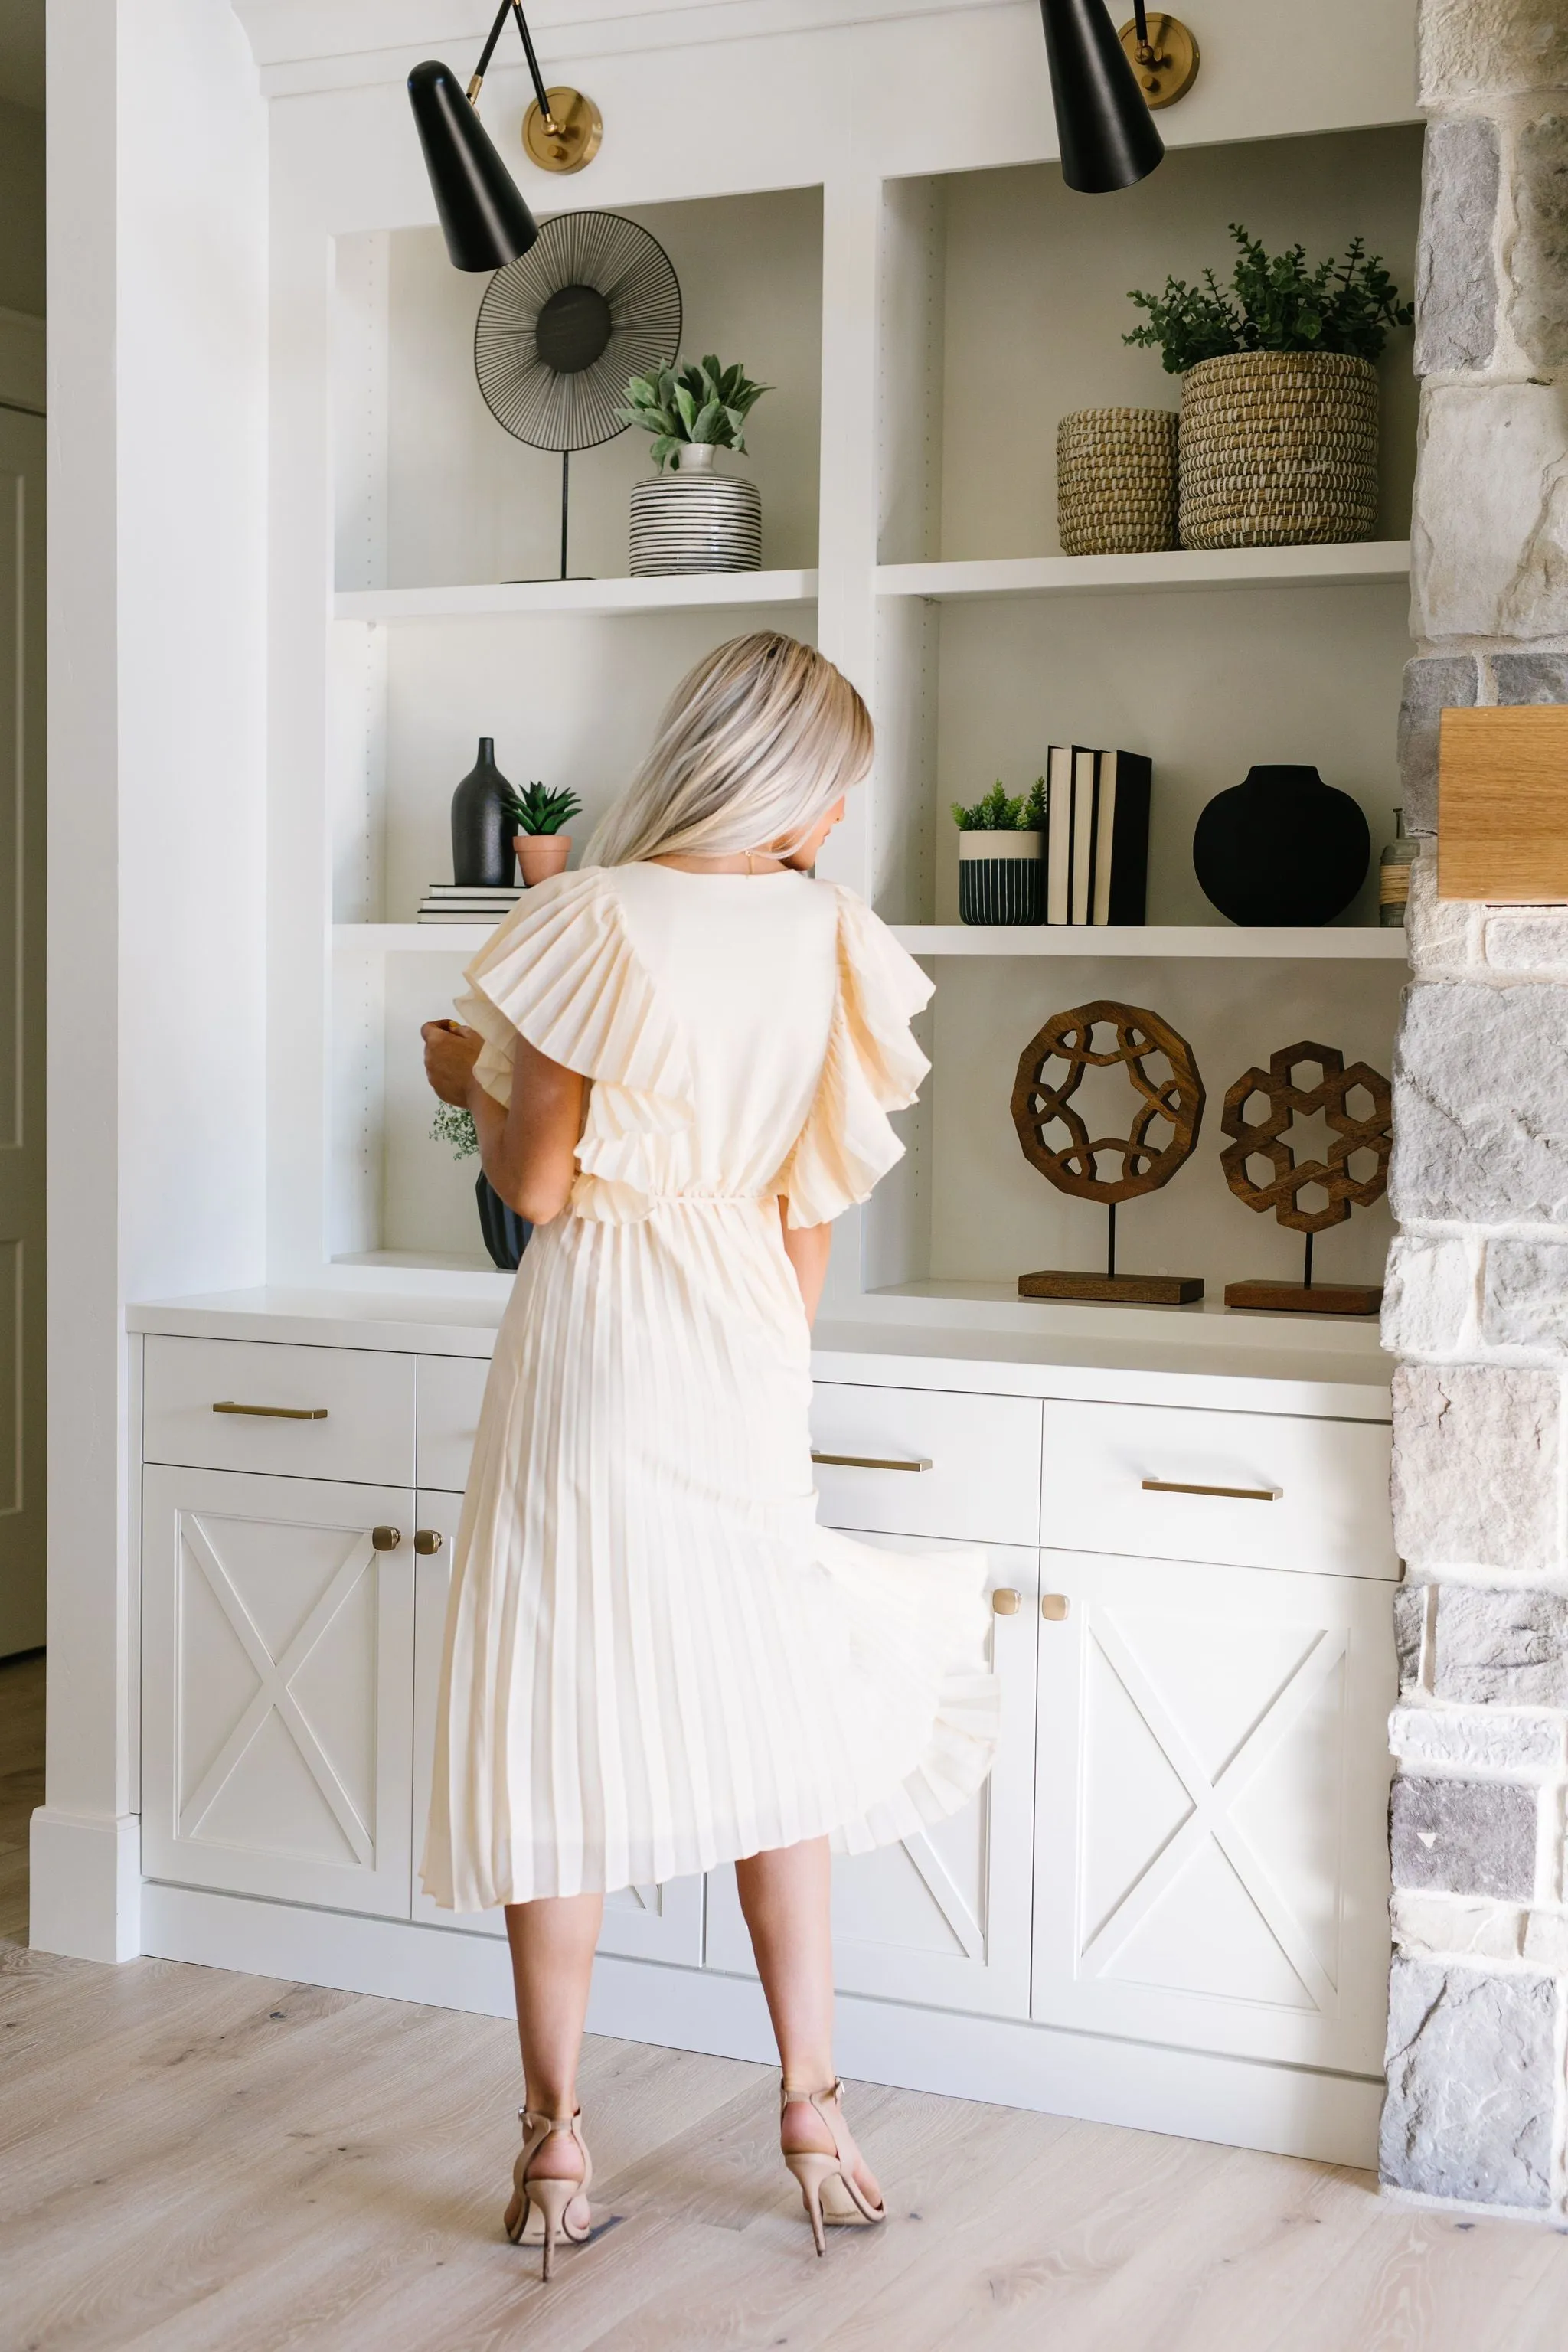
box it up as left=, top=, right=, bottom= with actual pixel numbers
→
left=1019, top=1201, right=1204, bottom=1306
left=1223, top=1230, right=1382, bottom=1317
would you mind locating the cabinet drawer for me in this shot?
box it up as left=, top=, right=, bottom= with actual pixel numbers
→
left=810, top=1382, right=1041, bottom=1547
left=142, top=1336, right=416, bottom=1488
left=416, top=1354, right=491, bottom=1494
left=1042, top=1399, right=1395, bottom=1580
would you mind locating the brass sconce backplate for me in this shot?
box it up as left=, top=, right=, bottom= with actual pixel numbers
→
left=1118, top=14, right=1200, bottom=106
left=524, top=86, right=603, bottom=173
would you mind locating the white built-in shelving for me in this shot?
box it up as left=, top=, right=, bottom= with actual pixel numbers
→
left=333, top=570, right=819, bottom=623
left=874, top=542, right=1410, bottom=603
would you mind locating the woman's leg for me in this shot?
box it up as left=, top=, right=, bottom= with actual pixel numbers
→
left=503, top=1892, right=603, bottom=2215
left=733, top=1838, right=881, bottom=2205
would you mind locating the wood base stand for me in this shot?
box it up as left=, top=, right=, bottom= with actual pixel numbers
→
left=1224, top=1280, right=1383, bottom=1316
left=1020, top=1271, right=1204, bottom=1305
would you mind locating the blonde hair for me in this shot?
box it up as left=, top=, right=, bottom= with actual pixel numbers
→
left=588, top=632, right=874, bottom=867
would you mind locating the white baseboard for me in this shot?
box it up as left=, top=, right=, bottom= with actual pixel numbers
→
left=140, top=1882, right=1382, bottom=2169
left=29, top=1809, right=142, bottom=1962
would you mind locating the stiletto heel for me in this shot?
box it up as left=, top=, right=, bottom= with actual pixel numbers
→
left=504, top=2106, right=594, bottom=2279
left=779, top=2079, right=886, bottom=2256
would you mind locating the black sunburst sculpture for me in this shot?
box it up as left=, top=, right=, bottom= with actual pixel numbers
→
left=474, top=211, right=681, bottom=578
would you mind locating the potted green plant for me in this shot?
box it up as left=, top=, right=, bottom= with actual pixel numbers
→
left=952, top=779, right=1047, bottom=925
left=619, top=354, right=769, bottom=574
left=1125, top=225, right=1413, bottom=550
left=505, top=781, right=582, bottom=887
left=431, top=1102, right=532, bottom=1272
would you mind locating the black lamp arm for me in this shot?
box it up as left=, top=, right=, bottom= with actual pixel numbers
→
left=466, top=0, right=558, bottom=131
left=1131, top=0, right=1153, bottom=61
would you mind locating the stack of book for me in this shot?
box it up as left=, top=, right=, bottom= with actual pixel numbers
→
left=1043, top=746, right=1152, bottom=925
left=416, top=884, right=524, bottom=926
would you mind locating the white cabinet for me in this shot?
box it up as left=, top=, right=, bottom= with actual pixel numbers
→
left=141, top=1465, right=415, bottom=1916
left=409, top=1487, right=704, bottom=1965
left=706, top=1537, right=1040, bottom=2019
left=416, top=1354, right=490, bottom=1495
left=810, top=1382, right=1042, bottom=1548
left=1032, top=1547, right=1394, bottom=2073
left=143, top=1334, right=416, bottom=1487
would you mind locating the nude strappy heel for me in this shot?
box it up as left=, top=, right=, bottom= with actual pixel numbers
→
left=504, top=2106, right=593, bottom=2279
left=780, top=2079, right=887, bottom=2256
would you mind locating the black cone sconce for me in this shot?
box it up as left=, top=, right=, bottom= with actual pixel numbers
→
left=1039, top=0, right=1166, bottom=193
left=409, top=2, right=604, bottom=274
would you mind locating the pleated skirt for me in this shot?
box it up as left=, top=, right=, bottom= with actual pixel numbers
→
left=420, top=1199, right=998, bottom=1909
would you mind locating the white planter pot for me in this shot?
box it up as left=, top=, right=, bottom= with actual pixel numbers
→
left=629, top=443, right=763, bottom=575
left=958, top=830, right=1044, bottom=925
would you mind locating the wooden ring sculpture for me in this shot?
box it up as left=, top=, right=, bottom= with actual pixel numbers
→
left=1219, top=1041, right=1391, bottom=1315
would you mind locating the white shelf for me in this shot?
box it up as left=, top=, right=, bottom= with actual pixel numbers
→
left=875, top=542, right=1411, bottom=603
left=335, top=924, right=493, bottom=952
left=892, top=925, right=1409, bottom=959
left=333, top=570, right=819, bottom=623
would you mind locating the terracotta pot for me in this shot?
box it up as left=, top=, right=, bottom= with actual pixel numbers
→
left=514, top=832, right=571, bottom=887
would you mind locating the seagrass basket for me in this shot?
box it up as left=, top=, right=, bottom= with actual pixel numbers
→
left=1178, top=351, right=1379, bottom=549
left=1057, top=407, right=1179, bottom=556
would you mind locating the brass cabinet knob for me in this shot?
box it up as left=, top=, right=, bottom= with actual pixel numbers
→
left=1041, top=1594, right=1070, bottom=1622
left=413, top=1529, right=444, bottom=1555
left=371, top=1525, right=402, bottom=1551
left=991, top=1587, right=1022, bottom=1615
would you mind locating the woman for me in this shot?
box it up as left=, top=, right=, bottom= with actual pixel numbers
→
left=421, top=632, right=997, bottom=2274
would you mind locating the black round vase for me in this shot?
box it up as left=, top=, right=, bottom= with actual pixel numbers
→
left=451, top=737, right=516, bottom=888
left=475, top=1173, right=532, bottom=1272
left=1192, top=764, right=1370, bottom=926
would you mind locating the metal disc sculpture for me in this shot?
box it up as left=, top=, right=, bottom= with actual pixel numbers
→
left=1011, top=999, right=1206, bottom=1303
left=1219, top=1041, right=1391, bottom=1315
left=475, top=211, right=681, bottom=577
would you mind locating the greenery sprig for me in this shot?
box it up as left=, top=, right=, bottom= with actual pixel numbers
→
left=505, top=782, right=582, bottom=837
left=1125, top=225, right=1413, bottom=374
left=618, top=354, right=770, bottom=472
left=431, top=1102, right=479, bottom=1158
left=952, top=779, right=1047, bottom=832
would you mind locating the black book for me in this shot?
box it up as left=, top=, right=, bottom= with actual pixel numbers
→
left=1089, top=750, right=1152, bottom=926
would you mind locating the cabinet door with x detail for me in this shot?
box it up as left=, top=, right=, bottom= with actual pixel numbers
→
left=142, top=1466, right=416, bottom=1915
left=1031, top=1548, right=1393, bottom=2073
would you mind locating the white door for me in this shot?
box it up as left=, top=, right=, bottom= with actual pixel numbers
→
left=410, top=1487, right=704, bottom=1964
left=141, top=1466, right=416, bottom=1916
left=0, top=410, right=44, bottom=1657
left=706, top=1537, right=1039, bottom=2018
left=1033, top=1548, right=1394, bottom=2073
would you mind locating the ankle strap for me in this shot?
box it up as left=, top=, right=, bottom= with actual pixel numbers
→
left=520, top=2105, right=582, bottom=2132
left=780, top=2077, right=844, bottom=2110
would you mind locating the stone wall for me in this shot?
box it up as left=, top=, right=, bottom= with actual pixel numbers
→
left=1380, top=0, right=1568, bottom=2216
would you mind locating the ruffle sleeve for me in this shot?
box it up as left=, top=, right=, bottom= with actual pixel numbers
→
left=773, top=886, right=934, bottom=1228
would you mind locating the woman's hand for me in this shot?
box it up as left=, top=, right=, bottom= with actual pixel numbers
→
left=423, top=1020, right=482, bottom=1107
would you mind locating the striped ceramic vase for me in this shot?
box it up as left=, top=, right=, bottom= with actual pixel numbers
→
left=629, top=443, right=763, bottom=575
left=958, top=830, right=1045, bottom=924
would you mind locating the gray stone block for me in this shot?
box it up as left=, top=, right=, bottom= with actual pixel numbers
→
left=1391, top=1365, right=1562, bottom=1575
left=1492, top=649, right=1568, bottom=707
left=1483, top=1239, right=1568, bottom=1352
left=1416, top=118, right=1500, bottom=376
left=1390, top=981, right=1568, bottom=1225
left=1483, top=912, right=1568, bottom=973
left=1412, top=384, right=1568, bottom=642
left=1381, top=1958, right=1555, bottom=2207
left=1406, top=857, right=1481, bottom=973
left=1396, top=655, right=1478, bottom=838
left=1510, top=113, right=1568, bottom=371
left=1392, top=1886, right=1526, bottom=1962
left=1394, top=1583, right=1429, bottom=1695
left=1390, top=1774, right=1538, bottom=1899
left=1382, top=1233, right=1475, bottom=1357
left=1419, top=0, right=1568, bottom=104
left=1433, top=1585, right=1568, bottom=1707
left=1389, top=1702, right=1564, bottom=1774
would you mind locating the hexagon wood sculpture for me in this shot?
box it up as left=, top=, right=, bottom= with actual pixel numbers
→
left=1011, top=998, right=1206, bottom=1304
left=1219, top=1040, right=1391, bottom=1315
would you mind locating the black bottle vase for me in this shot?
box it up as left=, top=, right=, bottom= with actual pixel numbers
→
left=475, top=1173, right=531, bottom=1272
left=451, top=737, right=516, bottom=887
left=1192, top=764, right=1370, bottom=926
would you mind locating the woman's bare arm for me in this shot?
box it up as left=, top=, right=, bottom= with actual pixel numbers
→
left=423, top=1021, right=585, bottom=1225
left=779, top=1202, right=831, bottom=1326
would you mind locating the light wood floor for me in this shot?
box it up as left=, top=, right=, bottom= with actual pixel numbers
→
left=8, top=1652, right=1568, bottom=2349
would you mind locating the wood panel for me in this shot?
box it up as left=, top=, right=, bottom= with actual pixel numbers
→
left=1439, top=704, right=1568, bottom=903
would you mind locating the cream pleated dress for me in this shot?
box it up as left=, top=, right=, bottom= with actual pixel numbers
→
left=421, top=861, right=998, bottom=1910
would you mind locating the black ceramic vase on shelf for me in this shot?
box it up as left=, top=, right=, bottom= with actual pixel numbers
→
left=1192, top=764, right=1370, bottom=926
left=451, top=737, right=516, bottom=888
left=475, top=1173, right=531, bottom=1272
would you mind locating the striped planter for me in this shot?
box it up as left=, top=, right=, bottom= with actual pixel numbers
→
left=629, top=445, right=763, bottom=575
left=476, top=1174, right=531, bottom=1272
left=958, top=831, right=1045, bottom=924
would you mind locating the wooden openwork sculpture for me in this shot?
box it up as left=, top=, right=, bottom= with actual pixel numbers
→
left=1010, top=999, right=1206, bottom=1303
left=1219, top=1041, right=1391, bottom=1315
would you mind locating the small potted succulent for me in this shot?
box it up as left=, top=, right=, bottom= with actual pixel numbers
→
left=952, top=779, right=1047, bottom=925
left=431, top=1101, right=531, bottom=1272
left=619, top=354, right=769, bottom=574
left=506, top=782, right=582, bottom=887
left=1126, top=225, right=1413, bottom=550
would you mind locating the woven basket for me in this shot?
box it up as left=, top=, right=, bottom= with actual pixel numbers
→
left=1178, top=352, right=1379, bottom=549
left=1057, top=407, right=1179, bottom=556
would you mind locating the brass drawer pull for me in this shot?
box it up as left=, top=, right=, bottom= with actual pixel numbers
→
left=413, top=1529, right=445, bottom=1555
left=1041, top=1594, right=1070, bottom=1622
left=213, top=1400, right=328, bottom=1422
left=1142, top=1477, right=1280, bottom=1503
left=812, top=1452, right=932, bottom=1473
left=371, top=1526, right=402, bottom=1551
left=991, top=1587, right=1021, bottom=1615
